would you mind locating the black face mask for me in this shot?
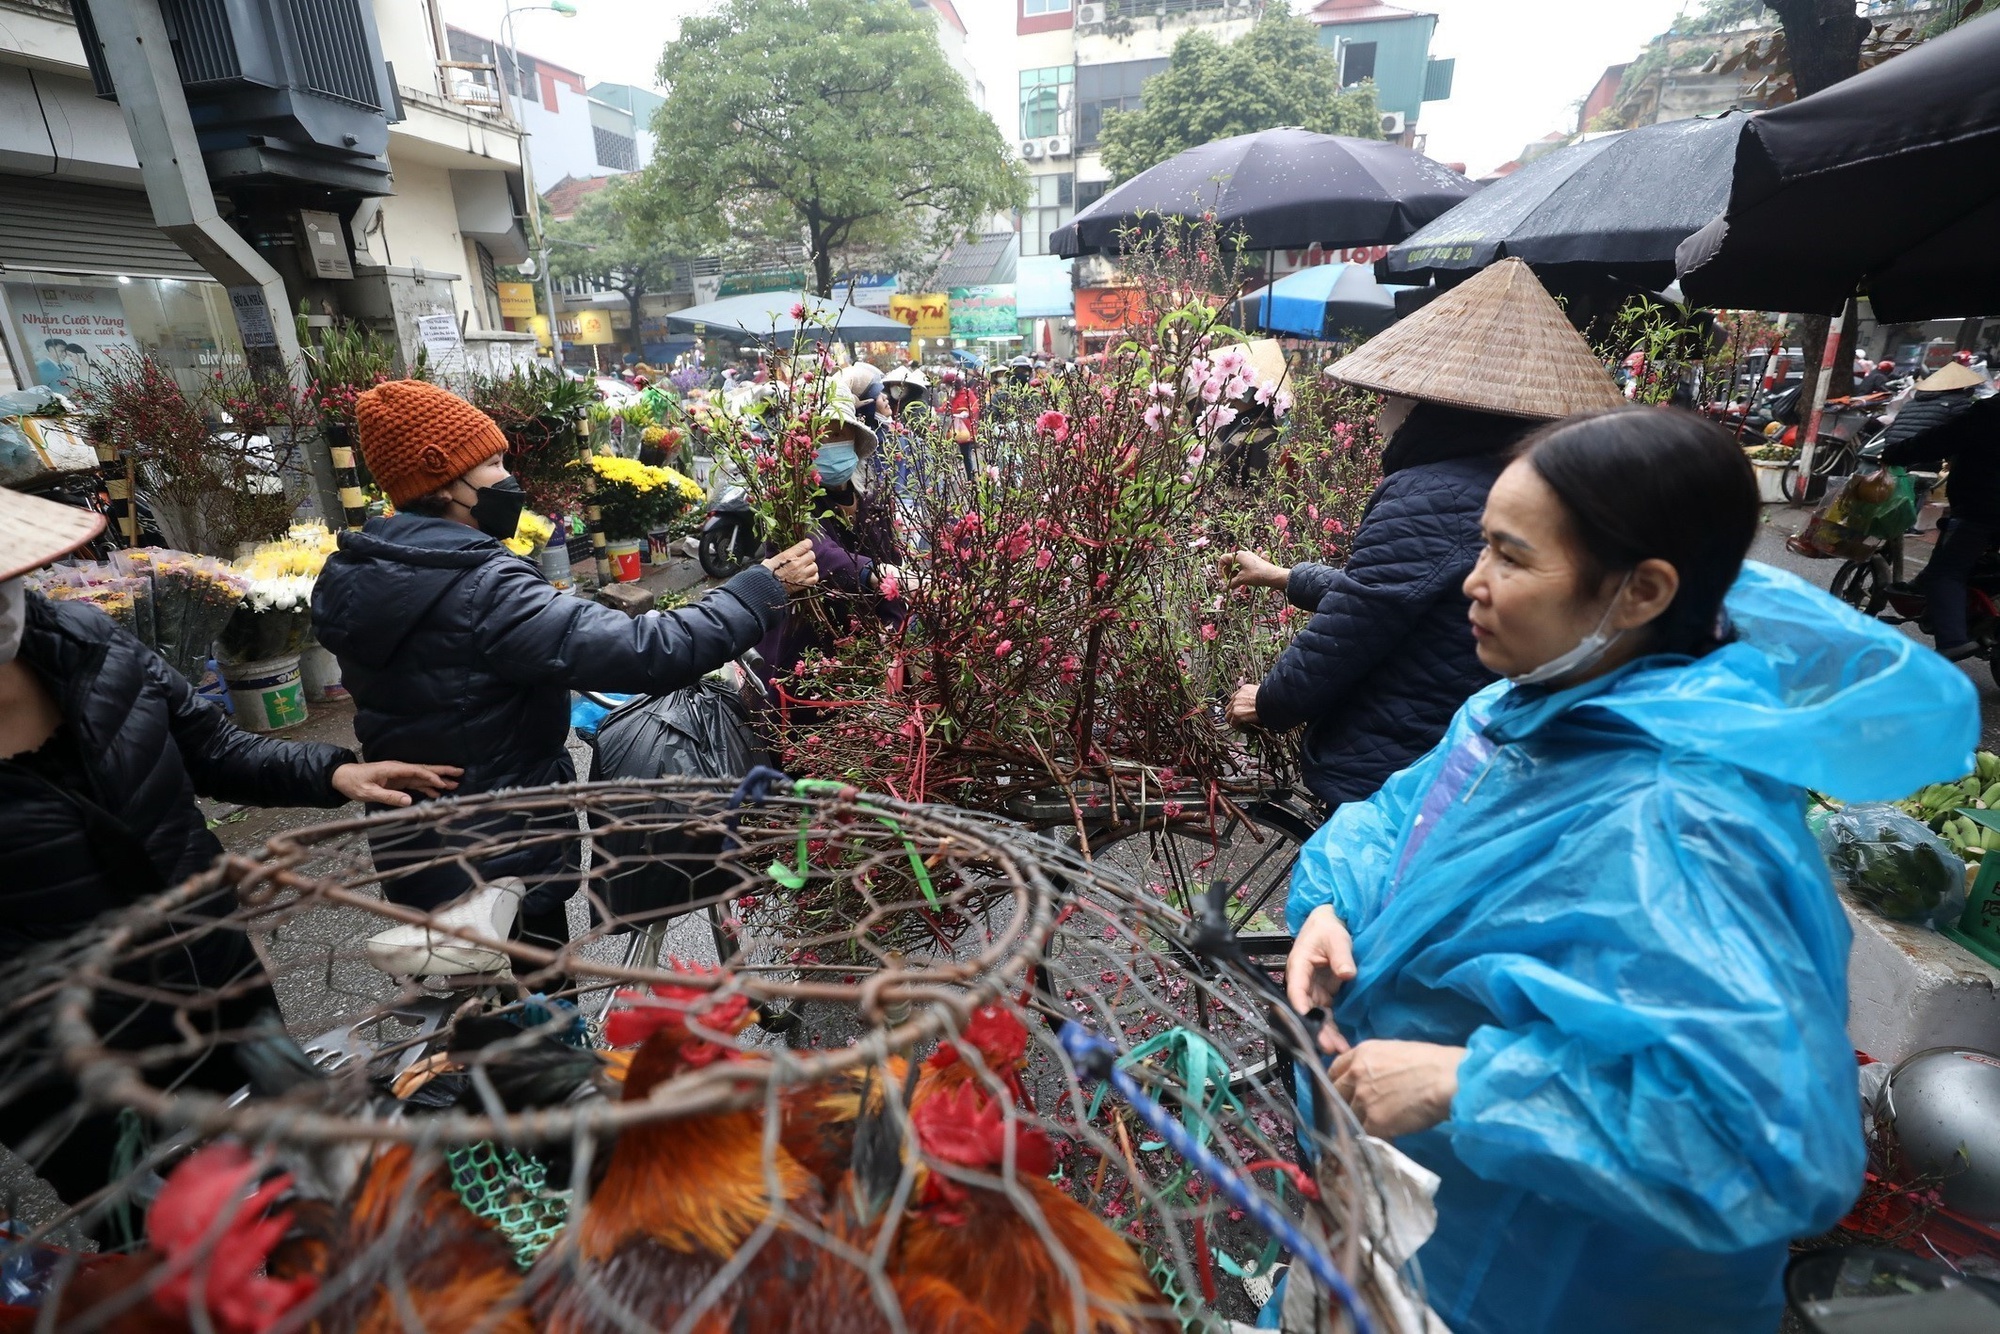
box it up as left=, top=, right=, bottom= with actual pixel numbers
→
left=468, top=475, right=527, bottom=541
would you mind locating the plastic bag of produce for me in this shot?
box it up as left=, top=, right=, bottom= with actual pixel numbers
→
left=1813, top=803, right=1967, bottom=928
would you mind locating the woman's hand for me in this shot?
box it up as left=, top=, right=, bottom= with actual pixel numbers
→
left=1330, top=1040, right=1467, bottom=1139
left=762, top=540, right=819, bottom=593
left=333, top=761, right=462, bottom=807
left=1285, top=904, right=1357, bottom=1054
left=1225, top=682, right=1261, bottom=728
left=1218, top=549, right=1290, bottom=593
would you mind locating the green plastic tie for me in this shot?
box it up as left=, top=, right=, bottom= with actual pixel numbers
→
left=791, top=779, right=938, bottom=908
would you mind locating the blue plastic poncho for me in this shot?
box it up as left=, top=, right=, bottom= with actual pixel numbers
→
left=1286, top=562, right=1978, bottom=1334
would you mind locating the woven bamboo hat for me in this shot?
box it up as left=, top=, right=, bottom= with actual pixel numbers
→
left=1916, top=362, right=1984, bottom=393
left=1324, top=258, right=1623, bottom=420
left=0, top=487, right=105, bottom=582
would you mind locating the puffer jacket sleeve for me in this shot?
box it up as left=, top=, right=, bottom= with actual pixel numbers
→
left=1880, top=393, right=1977, bottom=463
left=1441, top=767, right=1865, bottom=1252
left=1256, top=471, right=1472, bottom=733
left=157, top=648, right=355, bottom=806
left=475, top=559, right=786, bottom=695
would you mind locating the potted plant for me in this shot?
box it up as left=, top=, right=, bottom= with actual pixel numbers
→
left=1747, top=441, right=1798, bottom=503
left=585, top=452, right=703, bottom=581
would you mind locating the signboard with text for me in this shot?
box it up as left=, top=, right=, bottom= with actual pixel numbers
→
left=1074, top=286, right=1148, bottom=332
left=888, top=292, right=950, bottom=341
left=720, top=270, right=807, bottom=297
left=1268, top=245, right=1392, bottom=278
left=11, top=284, right=140, bottom=392
left=497, top=282, right=538, bottom=319
left=948, top=285, right=1017, bottom=340
left=835, top=271, right=898, bottom=310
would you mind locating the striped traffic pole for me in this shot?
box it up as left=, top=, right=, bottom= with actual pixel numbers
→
left=328, top=429, right=369, bottom=530
left=576, top=407, right=610, bottom=585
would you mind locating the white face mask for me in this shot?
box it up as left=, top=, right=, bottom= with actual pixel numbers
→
left=0, top=578, right=25, bottom=665
left=1509, top=573, right=1631, bottom=687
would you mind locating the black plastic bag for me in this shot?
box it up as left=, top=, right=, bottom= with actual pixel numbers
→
left=586, top=677, right=767, bottom=923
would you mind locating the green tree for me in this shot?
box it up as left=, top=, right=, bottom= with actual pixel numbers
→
left=641, top=0, right=1024, bottom=297
left=1673, top=0, right=1765, bottom=35
left=1098, top=11, right=1381, bottom=183
left=544, top=181, right=686, bottom=357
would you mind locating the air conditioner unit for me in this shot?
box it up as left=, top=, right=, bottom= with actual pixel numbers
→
left=1045, top=135, right=1073, bottom=159
left=1020, top=139, right=1045, bottom=160
left=1077, top=2, right=1106, bottom=24
left=1379, top=111, right=1407, bottom=138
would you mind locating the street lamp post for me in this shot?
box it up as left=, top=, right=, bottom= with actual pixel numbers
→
left=499, top=0, right=576, bottom=367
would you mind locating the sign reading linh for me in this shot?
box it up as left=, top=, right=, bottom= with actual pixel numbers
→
left=949, top=285, right=1017, bottom=340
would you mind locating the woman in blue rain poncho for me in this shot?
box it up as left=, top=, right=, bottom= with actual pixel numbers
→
left=1283, top=409, right=1978, bottom=1334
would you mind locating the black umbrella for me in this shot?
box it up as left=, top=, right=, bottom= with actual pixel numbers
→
left=1380, top=112, right=1750, bottom=290
left=1676, top=12, right=2000, bottom=319
left=1049, top=128, right=1474, bottom=258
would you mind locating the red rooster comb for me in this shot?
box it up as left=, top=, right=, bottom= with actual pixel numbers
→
left=605, top=962, right=751, bottom=1052
left=911, top=1084, right=1056, bottom=1179
left=145, top=1144, right=318, bottom=1334
left=924, top=1004, right=1029, bottom=1074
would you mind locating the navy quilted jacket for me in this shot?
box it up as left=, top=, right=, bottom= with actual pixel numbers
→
left=1256, top=454, right=1504, bottom=809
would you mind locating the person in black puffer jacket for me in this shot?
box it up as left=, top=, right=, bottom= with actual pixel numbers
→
left=312, top=379, right=818, bottom=951
left=1880, top=366, right=1997, bottom=659
left=1221, top=403, right=1532, bottom=808
left=0, top=488, right=457, bottom=1214
left=1218, top=257, right=1627, bottom=810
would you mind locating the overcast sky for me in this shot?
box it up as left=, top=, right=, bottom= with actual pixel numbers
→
left=443, top=0, right=1704, bottom=178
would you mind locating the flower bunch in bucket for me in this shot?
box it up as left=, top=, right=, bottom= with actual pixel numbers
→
left=583, top=453, right=703, bottom=540
left=218, top=522, right=337, bottom=663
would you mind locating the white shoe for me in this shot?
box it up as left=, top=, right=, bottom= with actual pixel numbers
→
left=365, top=877, right=525, bottom=977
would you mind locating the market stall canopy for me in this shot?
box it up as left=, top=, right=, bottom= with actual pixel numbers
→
left=1249, top=262, right=1408, bottom=339
left=660, top=292, right=912, bottom=341
left=1381, top=112, right=1749, bottom=290
left=1675, top=11, right=2000, bottom=320
left=1050, top=128, right=1475, bottom=258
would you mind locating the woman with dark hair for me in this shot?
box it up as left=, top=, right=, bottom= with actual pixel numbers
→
left=1281, top=408, right=1978, bottom=1334
left=1220, top=259, right=1625, bottom=812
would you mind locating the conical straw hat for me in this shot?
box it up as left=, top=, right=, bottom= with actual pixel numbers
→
left=0, top=487, right=105, bottom=582
left=1916, top=361, right=1983, bottom=393
left=1324, top=258, right=1623, bottom=420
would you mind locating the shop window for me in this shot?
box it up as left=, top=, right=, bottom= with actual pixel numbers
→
left=2, top=274, right=244, bottom=401
left=1024, top=0, right=1071, bottom=13
left=1019, top=65, right=1073, bottom=139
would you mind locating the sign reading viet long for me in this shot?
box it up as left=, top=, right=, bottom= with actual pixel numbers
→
left=948, top=285, right=1017, bottom=340
left=1268, top=245, right=1392, bottom=278
left=888, top=292, right=949, bottom=341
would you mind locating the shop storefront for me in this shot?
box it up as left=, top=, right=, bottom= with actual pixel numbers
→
left=0, top=177, right=245, bottom=397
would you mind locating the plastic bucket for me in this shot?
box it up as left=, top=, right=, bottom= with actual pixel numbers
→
left=298, top=643, right=345, bottom=703
left=222, top=653, right=307, bottom=732
left=541, top=536, right=574, bottom=590
left=607, top=539, right=643, bottom=583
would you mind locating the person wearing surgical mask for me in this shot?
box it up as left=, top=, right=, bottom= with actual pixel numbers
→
left=0, top=487, right=461, bottom=1216
left=1279, top=408, right=1979, bottom=1334
left=311, top=379, right=818, bottom=955
left=754, top=391, right=906, bottom=692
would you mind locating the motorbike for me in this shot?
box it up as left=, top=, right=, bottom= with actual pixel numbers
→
left=695, top=457, right=758, bottom=580
left=1878, top=541, right=2000, bottom=675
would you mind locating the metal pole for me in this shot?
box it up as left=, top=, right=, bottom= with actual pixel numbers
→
left=501, top=0, right=565, bottom=367
left=1796, top=300, right=1849, bottom=502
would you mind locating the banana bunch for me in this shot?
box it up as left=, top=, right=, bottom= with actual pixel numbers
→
left=1899, top=751, right=2000, bottom=859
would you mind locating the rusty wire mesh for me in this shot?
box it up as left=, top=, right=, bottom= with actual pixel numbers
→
left=0, top=778, right=1431, bottom=1333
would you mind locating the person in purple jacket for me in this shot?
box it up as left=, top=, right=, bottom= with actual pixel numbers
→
left=755, top=395, right=908, bottom=701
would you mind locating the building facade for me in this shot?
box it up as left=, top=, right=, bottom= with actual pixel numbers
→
left=1304, top=0, right=1453, bottom=146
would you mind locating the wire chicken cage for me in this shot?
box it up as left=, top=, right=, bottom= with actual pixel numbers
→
left=0, top=777, right=1435, bottom=1334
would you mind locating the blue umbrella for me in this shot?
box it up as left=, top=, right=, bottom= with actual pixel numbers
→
left=1252, top=263, right=1409, bottom=339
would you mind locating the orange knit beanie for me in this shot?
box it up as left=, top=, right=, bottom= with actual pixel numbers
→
left=355, top=379, right=509, bottom=506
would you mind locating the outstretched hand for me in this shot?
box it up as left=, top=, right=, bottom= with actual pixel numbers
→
left=762, top=540, right=819, bottom=593
left=1217, top=549, right=1290, bottom=592
left=1285, top=904, right=1356, bottom=1054
left=332, top=761, right=462, bottom=808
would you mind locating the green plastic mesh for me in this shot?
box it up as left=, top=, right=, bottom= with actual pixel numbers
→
left=445, top=1140, right=570, bottom=1268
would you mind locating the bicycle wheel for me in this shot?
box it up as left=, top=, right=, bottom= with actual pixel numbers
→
left=1830, top=556, right=1890, bottom=616
left=1041, top=797, right=1320, bottom=1094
